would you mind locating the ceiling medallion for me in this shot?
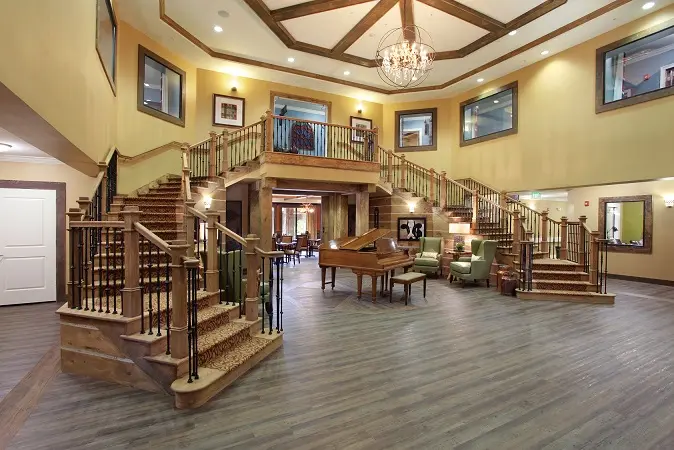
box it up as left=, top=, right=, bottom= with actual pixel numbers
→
left=375, top=2, right=435, bottom=89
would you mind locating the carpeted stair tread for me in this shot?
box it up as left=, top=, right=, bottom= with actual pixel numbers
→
left=202, top=337, right=272, bottom=373
left=532, top=270, right=588, bottom=275
left=197, top=322, right=252, bottom=365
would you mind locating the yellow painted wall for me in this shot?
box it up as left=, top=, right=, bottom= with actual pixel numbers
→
left=0, top=0, right=117, bottom=164
left=195, top=69, right=383, bottom=142
left=117, top=148, right=183, bottom=195
left=567, top=179, right=674, bottom=282
left=116, top=22, right=198, bottom=157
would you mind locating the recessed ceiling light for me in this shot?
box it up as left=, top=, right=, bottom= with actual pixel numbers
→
left=508, top=30, right=517, bottom=36
left=494, top=100, right=499, bottom=104
left=477, top=78, right=484, bottom=83
left=642, top=2, right=655, bottom=9
left=287, top=57, right=295, bottom=63
left=144, top=83, right=149, bottom=87
left=541, top=50, right=550, bottom=55
left=213, top=25, right=223, bottom=33
left=343, top=71, right=350, bottom=76
left=0, top=143, right=12, bottom=152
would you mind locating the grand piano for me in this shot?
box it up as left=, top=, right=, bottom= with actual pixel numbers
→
left=318, top=229, right=413, bottom=302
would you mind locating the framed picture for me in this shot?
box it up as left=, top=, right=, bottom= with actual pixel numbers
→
left=398, top=217, right=426, bottom=241
left=350, top=116, right=373, bottom=143
left=213, top=94, right=245, bottom=127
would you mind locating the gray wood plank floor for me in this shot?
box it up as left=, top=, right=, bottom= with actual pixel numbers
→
left=5, top=261, right=674, bottom=450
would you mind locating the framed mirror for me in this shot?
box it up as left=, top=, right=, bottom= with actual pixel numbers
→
left=598, top=195, right=652, bottom=254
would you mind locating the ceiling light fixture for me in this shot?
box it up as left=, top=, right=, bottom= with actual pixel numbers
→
left=287, top=57, right=295, bottom=63
left=477, top=78, right=484, bottom=83
left=344, top=71, right=350, bottom=76
left=642, top=2, right=655, bottom=10
left=494, top=100, right=499, bottom=104
left=508, top=30, right=517, bottom=36
left=213, top=25, right=223, bottom=33
left=144, top=83, right=150, bottom=87
left=541, top=50, right=550, bottom=55
left=375, top=1, right=435, bottom=89
left=0, top=143, right=12, bottom=152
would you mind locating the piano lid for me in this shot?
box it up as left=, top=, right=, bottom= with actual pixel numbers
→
left=337, top=229, right=392, bottom=251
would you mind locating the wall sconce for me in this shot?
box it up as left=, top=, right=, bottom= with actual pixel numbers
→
left=407, top=201, right=416, bottom=213
left=357, top=104, right=363, bottom=114
left=665, top=195, right=674, bottom=208
left=203, top=195, right=213, bottom=210
left=231, top=79, right=238, bottom=92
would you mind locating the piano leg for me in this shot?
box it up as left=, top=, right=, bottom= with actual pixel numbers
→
left=321, top=267, right=326, bottom=290
left=356, top=274, right=363, bottom=299
left=331, top=267, right=336, bottom=290
left=371, top=275, right=377, bottom=303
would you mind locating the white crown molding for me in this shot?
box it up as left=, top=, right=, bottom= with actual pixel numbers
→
left=0, top=154, right=63, bottom=165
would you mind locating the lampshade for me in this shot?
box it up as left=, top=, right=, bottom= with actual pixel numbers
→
left=448, top=223, right=471, bottom=234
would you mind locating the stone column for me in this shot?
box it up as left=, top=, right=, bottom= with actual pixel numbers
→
left=355, top=190, right=370, bottom=236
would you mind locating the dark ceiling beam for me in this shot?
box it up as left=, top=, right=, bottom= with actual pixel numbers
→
left=417, top=0, right=505, bottom=32
left=331, top=0, right=399, bottom=54
left=399, top=0, right=416, bottom=41
left=270, top=0, right=374, bottom=22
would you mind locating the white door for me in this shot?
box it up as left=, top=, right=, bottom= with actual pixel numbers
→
left=0, top=188, right=56, bottom=305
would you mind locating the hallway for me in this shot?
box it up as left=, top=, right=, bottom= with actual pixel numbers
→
left=3, top=261, right=674, bottom=449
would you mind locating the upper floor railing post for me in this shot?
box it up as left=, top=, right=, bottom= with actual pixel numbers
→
left=541, top=210, right=549, bottom=254
left=120, top=206, right=141, bottom=318
left=221, top=130, right=229, bottom=177
left=560, top=216, right=569, bottom=260
left=264, top=110, right=273, bottom=153
left=97, top=162, right=109, bottom=219
left=590, top=231, right=600, bottom=285
left=205, top=211, right=219, bottom=292
left=440, top=171, right=447, bottom=209
left=387, top=150, right=393, bottom=183
left=372, top=128, right=379, bottom=163
left=168, top=243, right=190, bottom=360
left=400, top=154, right=407, bottom=189
left=185, top=200, right=196, bottom=258
left=578, top=215, right=587, bottom=268
left=245, top=234, right=261, bottom=322
left=208, top=131, right=217, bottom=178
left=471, top=191, right=479, bottom=233
left=429, top=168, right=436, bottom=205
left=500, top=190, right=508, bottom=211
left=513, top=210, right=521, bottom=252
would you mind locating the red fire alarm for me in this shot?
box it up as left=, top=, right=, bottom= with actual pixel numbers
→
left=644, top=73, right=651, bottom=81
left=584, top=201, right=590, bottom=207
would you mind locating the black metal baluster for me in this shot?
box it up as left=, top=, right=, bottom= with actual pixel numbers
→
left=147, top=241, right=154, bottom=336
left=139, top=236, right=145, bottom=334
left=112, top=228, right=118, bottom=314
left=224, top=235, right=230, bottom=305
left=238, top=245, right=243, bottom=317
left=104, top=228, right=109, bottom=313
left=218, top=231, right=223, bottom=305
left=83, top=228, right=90, bottom=311
left=119, top=232, right=124, bottom=315
left=69, top=227, right=75, bottom=309
left=165, top=257, right=170, bottom=354
left=187, top=267, right=193, bottom=383
left=156, top=245, right=161, bottom=337
left=192, top=267, right=199, bottom=380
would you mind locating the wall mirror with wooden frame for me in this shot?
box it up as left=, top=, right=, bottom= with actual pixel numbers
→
left=596, top=19, right=674, bottom=113
left=96, top=0, right=117, bottom=94
left=598, top=195, right=652, bottom=254
left=394, top=108, right=437, bottom=152
left=460, top=81, right=518, bottom=147
left=137, top=45, right=186, bottom=127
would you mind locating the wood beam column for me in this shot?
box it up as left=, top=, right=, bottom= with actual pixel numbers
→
left=355, top=190, right=370, bottom=236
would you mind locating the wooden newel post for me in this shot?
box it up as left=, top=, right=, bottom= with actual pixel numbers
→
left=372, top=127, right=379, bottom=163
left=440, top=171, right=447, bottom=209
left=590, top=231, right=599, bottom=285
left=168, top=243, right=190, bottom=359
left=541, top=210, right=549, bottom=254
left=264, top=110, right=273, bottom=153
left=400, top=155, right=407, bottom=188
left=184, top=201, right=196, bottom=258
left=471, top=191, right=479, bottom=233
left=181, top=144, right=190, bottom=194
left=77, top=197, right=91, bottom=218
left=205, top=212, right=219, bottom=292
left=578, top=215, right=587, bottom=267
left=513, top=210, right=521, bottom=252
left=67, top=208, right=84, bottom=308
left=120, top=206, right=141, bottom=319
left=98, top=162, right=109, bottom=219
left=245, top=234, right=261, bottom=322
left=208, top=131, right=217, bottom=178
left=560, top=216, right=569, bottom=260
left=429, top=169, right=436, bottom=205
left=387, top=150, right=393, bottom=183
left=221, top=130, right=229, bottom=177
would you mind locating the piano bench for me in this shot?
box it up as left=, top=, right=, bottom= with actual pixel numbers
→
left=389, top=272, right=426, bottom=306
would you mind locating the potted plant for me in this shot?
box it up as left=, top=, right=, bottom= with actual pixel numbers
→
left=455, top=242, right=465, bottom=253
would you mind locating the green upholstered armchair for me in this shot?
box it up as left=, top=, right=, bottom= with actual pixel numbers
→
left=412, top=237, right=444, bottom=276
left=448, top=239, right=497, bottom=287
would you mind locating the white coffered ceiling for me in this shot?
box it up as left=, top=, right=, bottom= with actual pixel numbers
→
left=115, top=0, right=673, bottom=103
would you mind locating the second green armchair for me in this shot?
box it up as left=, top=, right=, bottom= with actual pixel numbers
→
left=412, top=237, right=444, bottom=276
left=448, top=239, right=497, bottom=287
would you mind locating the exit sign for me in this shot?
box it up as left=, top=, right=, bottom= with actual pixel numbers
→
left=532, top=192, right=541, bottom=199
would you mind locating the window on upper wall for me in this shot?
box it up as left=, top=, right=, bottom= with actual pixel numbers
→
left=395, top=108, right=437, bottom=152
left=596, top=20, right=674, bottom=113
left=137, top=45, right=186, bottom=127
left=96, top=0, right=117, bottom=94
left=460, top=82, right=518, bottom=147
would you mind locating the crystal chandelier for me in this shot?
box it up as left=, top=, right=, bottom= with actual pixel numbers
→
left=375, top=6, right=435, bottom=89
left=300, top=203, right=315, bottom=214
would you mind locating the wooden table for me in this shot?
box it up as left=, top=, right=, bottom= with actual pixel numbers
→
left=389, top=272, right=427, bottom=305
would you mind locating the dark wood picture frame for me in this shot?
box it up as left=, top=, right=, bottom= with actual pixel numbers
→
left=269, top=91, right=332, bottom=121
left=397, top=217, right=426, bottom=241
left=95, top=0, right=117, bottom=95
left=394, top=108, right=437, bottom=152
left=598, top=195, right=652, bottom=254
left=459, top=81, right=518, bottom=147
left=349, top=116, right=373, bottom=143
left=213, top=94, right=245, bottom=128
left=595, top=19, right=674, bottom=114
left=137, top=45, right=186, bottom=127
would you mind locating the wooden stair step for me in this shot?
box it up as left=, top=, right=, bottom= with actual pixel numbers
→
left=516, top=289, right=615, bottom=305
left=197, top=321, right=252, bottom=366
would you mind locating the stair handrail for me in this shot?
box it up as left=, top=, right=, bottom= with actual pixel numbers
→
left=215, top=222, right=247, bottom=247
left=77, top=148, right=119, bottom=221
left=134, top=222, right=172, bottom=255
